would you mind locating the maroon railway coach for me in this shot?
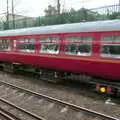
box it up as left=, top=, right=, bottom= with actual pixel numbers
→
left=0, top=20, right=120, bottom=94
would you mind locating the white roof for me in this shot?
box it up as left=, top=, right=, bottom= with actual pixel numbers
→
left=0, top=20, right=120, bottom=37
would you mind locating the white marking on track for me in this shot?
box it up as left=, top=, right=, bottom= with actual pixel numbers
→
left=47, top=103, right=55, bottom=110
left=28, top=96, right=33, bottom=100
left=18, top=93, right=25, bottom=97
left=12, top=90, right=18, bottom=94
left=38, top=99, right=43, bottom=103
left=0, top=85, right=4, bottom=88
left=5, top=87, right=10, bottom=91
left=60, top=106, right=68, bottom=113
left=76, top=112, right=83, bottom=119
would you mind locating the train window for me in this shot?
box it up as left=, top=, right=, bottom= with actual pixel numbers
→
left=82, top=36, right=92, bottom=42
left=40, top=44, right=59, bottom=54
left=101, top=36, right=113, bottom=42
left=100, top=44, right=120, bottom=58
left=19, top=38, right=35, bottom=52
left=65, top=36, right=92, bottom=42
left=65, top=44, right=91, bottom=56
left=40, top=36, right=59, bottom=43
left=100, top=35, right=120, bottom=58
left=65, top=36, right=92, bottom=56
left=40, top=36, right=59, bottom=54
left=13, top=40, right=17, bottom=47
left=101, top=35, right=120, bottom=42
left=0, top=39, right=10, bottom=51
left=13, top=40, right=17, bottom=50
left=65, top=36, right=81, bottom=42
left=114, top=36, right=120, bottom=42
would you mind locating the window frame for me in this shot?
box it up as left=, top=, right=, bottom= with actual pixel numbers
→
left=39, top=36, right=60, bottom=54
left=64, top=35, right=92, bottom=56
left=19, top=37, right=35, bottom=52
left=0, top=39, right=10, bottom=51
left=100, top=35, right=120, bottom=59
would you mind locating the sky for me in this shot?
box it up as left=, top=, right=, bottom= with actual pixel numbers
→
left=0, top=0, right=119, bottom=17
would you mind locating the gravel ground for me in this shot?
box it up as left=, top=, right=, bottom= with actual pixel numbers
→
left=0, top=82, right=104, bottom=120
left=0, top=71, right=119, bottom=119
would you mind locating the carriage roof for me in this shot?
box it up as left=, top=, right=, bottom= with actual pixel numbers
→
left=0, top=20, right=120, bottom=37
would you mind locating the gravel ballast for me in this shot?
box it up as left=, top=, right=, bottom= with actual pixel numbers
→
left=0, top=71, right=119, bottom=119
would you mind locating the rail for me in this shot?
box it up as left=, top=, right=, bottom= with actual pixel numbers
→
left=0, top=81, right=119, bottom=120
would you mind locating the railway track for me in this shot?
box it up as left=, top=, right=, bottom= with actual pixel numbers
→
left=0, top=105, right=42, bottom=120
left=0, top=107, right=19, bottom=120
left=0, top=81, right=119, bottom=120
left=0, top=96, right=45, bottom=120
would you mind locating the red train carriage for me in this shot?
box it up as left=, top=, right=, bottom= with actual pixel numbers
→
left=0, top=20, right=120, bottom=94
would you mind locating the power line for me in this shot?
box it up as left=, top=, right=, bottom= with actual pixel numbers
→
left=6, top=0, right=9, bottom=29
left=57, top=0, right=61, bottom=14
left=119, top=0, right=120, bottom=11
left=12, top=0, right=15, bottom=28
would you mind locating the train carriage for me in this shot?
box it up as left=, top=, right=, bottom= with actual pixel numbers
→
left=0, top=20, right=120, bottom=95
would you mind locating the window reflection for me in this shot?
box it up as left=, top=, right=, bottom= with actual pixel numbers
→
left=100, top=44, right=120, bottom=58
left=0, top=39, right=10, bottom=51
left=40, top=36, right=59, bottom=54
left=64, top=36, right=92, bottom=56
left=100, top=35, right=120, bottom=58
left=19, top=38, right=35, bottom=52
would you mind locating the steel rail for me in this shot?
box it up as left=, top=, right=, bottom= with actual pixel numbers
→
left=0, top=80, right=119, bottom=120
left=0, top=109, right=16, bottom=120
left=0, top=96, right=46, bottom=120
left=0, top=106, right=25, bottom=120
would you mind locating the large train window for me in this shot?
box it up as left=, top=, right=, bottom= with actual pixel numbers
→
left=40, top=36, right=59, bottom=54
left=101, top=36, right=120, bottom=42
left=0, top=39, right=10, bottom=51
left=64, top=36, right=92, bottom=56
left=100, top=35, right=120, bottom=58
left=19, top=38, right=35, bottom=52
